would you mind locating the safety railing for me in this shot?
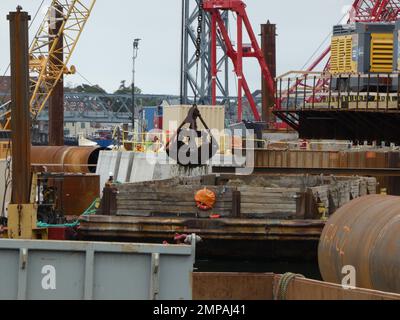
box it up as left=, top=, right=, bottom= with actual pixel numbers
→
left=275, top=71, right=400, bottom=111
left=114, top=129, right=273, bottom=154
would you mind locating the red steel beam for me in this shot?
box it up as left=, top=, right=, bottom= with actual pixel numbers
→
left=203, top=0, right=275, bottom=122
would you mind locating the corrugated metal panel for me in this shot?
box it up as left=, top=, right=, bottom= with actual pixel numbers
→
left=370, top=33, right=394, bottom=73
left=330, top=35, right=353, bottom=74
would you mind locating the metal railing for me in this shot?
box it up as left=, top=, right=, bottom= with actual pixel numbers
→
left=276, top=71, right=400, bottom=111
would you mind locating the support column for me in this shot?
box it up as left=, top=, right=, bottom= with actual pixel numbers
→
left=237, top=15, right=243, bottom=122
left=211, top=11, right=217, bottom=106
left=261, top=21, right=277, bottom=125
left=48, top=4, right=65, bottom=146
left=8, top=7, right=31, bottom=204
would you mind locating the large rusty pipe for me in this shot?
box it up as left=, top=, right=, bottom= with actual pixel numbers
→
left=318, top=195, right=400, bottom=293
left=31, top=146, right=101, bottom=173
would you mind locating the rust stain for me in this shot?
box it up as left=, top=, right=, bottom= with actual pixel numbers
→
left=319, top=195, right=400, bottom=293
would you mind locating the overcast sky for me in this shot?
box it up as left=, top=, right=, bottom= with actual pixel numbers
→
left=0, top=0, right=353, bottom=95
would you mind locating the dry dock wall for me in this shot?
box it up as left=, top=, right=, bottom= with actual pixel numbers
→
left=96, top=151, right=210, bottom=194
left=110, top=175, right=377, bottom=219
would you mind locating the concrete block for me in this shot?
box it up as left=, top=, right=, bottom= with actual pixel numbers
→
left=116, top=152, right=134, bottom=183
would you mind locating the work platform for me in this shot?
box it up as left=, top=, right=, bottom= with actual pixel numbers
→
left=274, top=71, right=400, bottom=143
left=275, top=108, right=400, bottom=143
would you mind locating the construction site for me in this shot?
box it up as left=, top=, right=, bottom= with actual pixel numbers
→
left=0, top=0, right=399, bottom=302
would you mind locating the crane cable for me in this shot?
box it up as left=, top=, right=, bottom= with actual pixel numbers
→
left=193, top=0, right=204, bottom=106
left=300, top=10, right=349, bottom=71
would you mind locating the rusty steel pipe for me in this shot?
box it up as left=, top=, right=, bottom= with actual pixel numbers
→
left=31, top=146, right=101, bottom=173
left=318, top=195, right=400, bottom=293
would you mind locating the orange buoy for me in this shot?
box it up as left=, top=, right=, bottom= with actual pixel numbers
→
left=195, top=188, right=216, bottom=211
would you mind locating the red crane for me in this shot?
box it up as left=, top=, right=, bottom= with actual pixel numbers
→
left=298, top=0, right=400, bottom=86
left=203, top=0, right=400, bottom=125
left=274, top=0, right=400, bottom=130
left=351, top=0, right=400, bottom=22
left=202, top=0, right=275, bottom=122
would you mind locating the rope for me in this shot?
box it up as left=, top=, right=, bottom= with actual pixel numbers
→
left=274, top=272, right=305, bottom=300
left=37, top=198, right=100, bottom=228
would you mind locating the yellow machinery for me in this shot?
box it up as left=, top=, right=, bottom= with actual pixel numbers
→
left=330, top=35, right=356, bottom=74
left=8, top=174, right=48, bottom=239
left=330, top=22, right=395, bottom=75
left=369, top=33, right=394, bottom=73
left=329, top=22, right=395, bottom=92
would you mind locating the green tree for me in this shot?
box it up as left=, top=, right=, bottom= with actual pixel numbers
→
left=65, top=83, right=107, bottom=94
left=113, top=80, right=142, bottom=95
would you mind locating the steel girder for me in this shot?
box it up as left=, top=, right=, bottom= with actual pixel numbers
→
left=180, top=0, right=231, bottom=108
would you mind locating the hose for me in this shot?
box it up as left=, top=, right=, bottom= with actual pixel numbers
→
left=37, top=198, right=100, bottom=228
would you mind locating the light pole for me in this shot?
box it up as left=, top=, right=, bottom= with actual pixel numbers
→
left=132, top=38, right=141, bottom=133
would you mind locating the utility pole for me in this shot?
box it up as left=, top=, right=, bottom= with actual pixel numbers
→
left=132, top=38, right=141, bottom=133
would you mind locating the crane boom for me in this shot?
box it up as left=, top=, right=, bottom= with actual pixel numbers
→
left=2, top=0, right=96, bottom=130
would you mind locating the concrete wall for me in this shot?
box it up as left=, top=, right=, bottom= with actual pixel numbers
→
left=96, top=151, right=210, bottom=194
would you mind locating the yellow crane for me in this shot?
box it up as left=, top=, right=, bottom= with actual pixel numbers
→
left=1, top=0, right=96, bottom=130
